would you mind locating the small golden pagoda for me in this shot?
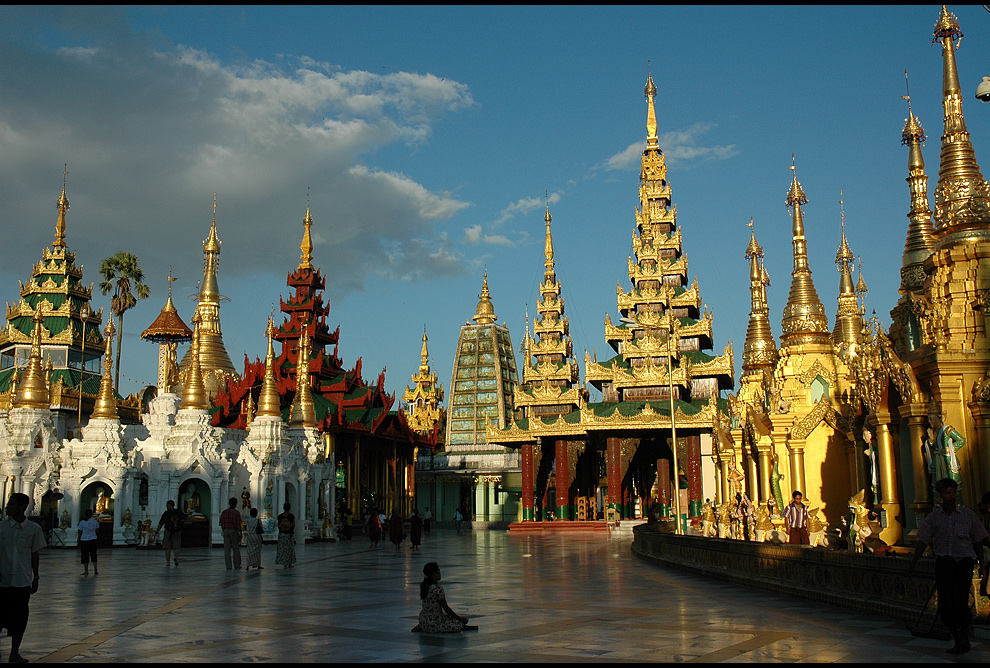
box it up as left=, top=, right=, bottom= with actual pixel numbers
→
left=288, top=328, right=316, bottom=427
left=178, top=196, right=237, bottom=401
left=402, top=329, right=445, bottom=438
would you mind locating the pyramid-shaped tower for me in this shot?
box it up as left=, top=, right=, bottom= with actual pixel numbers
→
left=0, top=176, right=106, bottom=429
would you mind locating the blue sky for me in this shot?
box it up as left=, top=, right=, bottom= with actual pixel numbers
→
left=2, top=6, right=990, bottom=404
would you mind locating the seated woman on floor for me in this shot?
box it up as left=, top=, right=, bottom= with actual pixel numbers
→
left=413, top=562, right=477, bottom=633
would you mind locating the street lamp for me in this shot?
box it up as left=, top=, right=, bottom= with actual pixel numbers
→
left=77, top=303, right=91, bottom=431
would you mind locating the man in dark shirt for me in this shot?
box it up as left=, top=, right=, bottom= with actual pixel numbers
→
left=219, top=497, right=243, bottom=570
left=156, top=500, right=186, bottom=567
left=909, top=478, right=989, bottom=654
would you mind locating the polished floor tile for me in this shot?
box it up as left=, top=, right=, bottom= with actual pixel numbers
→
left=6, top=529, right=988, bottom=663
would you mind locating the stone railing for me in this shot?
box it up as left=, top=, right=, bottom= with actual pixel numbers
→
left=631, top=525, right=987, bottom=623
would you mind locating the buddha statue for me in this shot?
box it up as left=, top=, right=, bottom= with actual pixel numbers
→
left=93, top=488, right=113, bottom=520
left=180, top=482, right=204, bottom=518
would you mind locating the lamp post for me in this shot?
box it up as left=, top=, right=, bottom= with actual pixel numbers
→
left=666, top=319, right=683, bottom=535
left=77, top=303, right=91, bottom=431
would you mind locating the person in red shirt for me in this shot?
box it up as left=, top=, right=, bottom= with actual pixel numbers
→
left=219, top=497, right=243, bottom=570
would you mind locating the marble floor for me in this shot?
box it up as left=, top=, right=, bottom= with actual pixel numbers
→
left=10, top=529, right=989, bottom=663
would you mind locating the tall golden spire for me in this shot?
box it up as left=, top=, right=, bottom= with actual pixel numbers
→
left=832, top=196, right=862, bottom=352
left=288, top=327, right=316, bottom=427
left=12, top=311, right=50, bottom=410
left=544, top=202, right=555, bottom=275
left=255, top=316, right=283, bottom=419
left=180, top=313, right=209, bottom=410
left=742, top=219, right=778, bottom=376
left=900, top=70, right=937, bottom=293
left=298, top=202, right=314, bottom=271
left=54, top=165, right=69, bottom=248
left=781, top=157, right=830, bottom=348
left=180, top=195, right=236, bottom=395
left=90, top=316, right=119, bottom=420
left=931, top=6, right=990, bottom=234
left=472, top=273, right=497, bottom=324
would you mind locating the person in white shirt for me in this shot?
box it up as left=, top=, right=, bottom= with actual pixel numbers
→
left=0, top=493, right=47, bottom=663
left=77, top=508, right=101, bottom=576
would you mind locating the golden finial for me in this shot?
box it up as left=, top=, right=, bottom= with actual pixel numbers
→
left=901, top=70, right=925, bottom=146
left=255, top=315, right=283, bottom=419
left=288, top=326, right=316, bottom=427
left=53, top=164, right=69, bottom=248
left=836, top=192, right=854, bottom=266
left=472, top=272, right=497, bottom=324
left=90, top=316, right=119, bottom=420
left=12, top=311, right=51, bottom=410
left=544, top=194, right=555, bottom=274
left=645, top=65, right=658, bottom=146
left=299, top=188, right=314, bottom=270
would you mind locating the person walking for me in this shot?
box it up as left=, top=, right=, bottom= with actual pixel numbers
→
left=909, top=478, right=989, bottom=654
left=454, top=507, right=464, bottom=535
left=389, top=509, right=404, bottom=551
left=245, top=507, right=264, bottom=571
left=219, top=497, right=243, bottom=570
left=275, top=502, right=296, bottom=569
left=0, top=493, right=46, bottom=663
left=781, top=491, right=810, bottom=545
left=423, top=507, right=432, bottom=535
left=409, top=508, right=423, bottom=550
left=156, top=500, right=186, bottom=567
left=367, top=508, right=382, bottom=549
left=77, top=508, right=100, bottom=575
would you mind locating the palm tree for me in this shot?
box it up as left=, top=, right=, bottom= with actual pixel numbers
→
left=99, top=252, right=150, bottom=391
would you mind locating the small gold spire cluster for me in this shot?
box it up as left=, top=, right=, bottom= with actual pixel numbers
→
left=288, top=326, right=316, bottom=427
left=12, top=311, right=50, bottom=410
left=180, top=313, right=209, bottom=410
left=741, top=219, right=777, bottom=377
left=780, top=158, right=830, bottom=347
left=832, top=197, right=863, bottom=356
left=402, top=329, right=445, bottom=435
left=256, top=316, right=283, bottom=419
left=90, top=316, right=119, bottom=420
left=298, top=205, right=314, bottom=271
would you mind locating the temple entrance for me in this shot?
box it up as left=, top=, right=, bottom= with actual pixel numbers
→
left=178, top=478, right=211, bottom=547
left=80, top=482, right=115, bottom=546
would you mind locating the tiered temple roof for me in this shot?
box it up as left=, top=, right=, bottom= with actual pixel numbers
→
left=585, top=72, right=733, bottom=404
left=210, top=207, right=422, bottom=444
left=0, top=178, right=108, bottom=413
left=402, top=330, right=445, bottom=443
left=513, top=204, right=584, bottom=420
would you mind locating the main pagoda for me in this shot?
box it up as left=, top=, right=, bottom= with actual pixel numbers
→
left=488, top=73, right=734, bottom=525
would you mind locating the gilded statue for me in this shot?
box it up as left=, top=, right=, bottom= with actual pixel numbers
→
left=59, top=509, right=71, bottom=530
left=700, top=500, right=717, bottom=537
left=716, top=501, right=732, bottom=539
left=924, top=410, right=965, bottom=497
left=241, top=486, right=252, bottom=511
left=180, top=482, right=204, bottom=517
left=848, top=490, right=886, bottom=554
left=754, top=503, right=774, bottom=542
left=769, top=452, right=785, bottom=516
left=123, top=507, right=132, bottom=528
left=807, top=507, right=827, bottom=547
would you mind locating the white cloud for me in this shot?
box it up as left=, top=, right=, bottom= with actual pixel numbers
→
left=0, top=10, right=475, bottom=303
left=604, top=123, right=738, bottom=171
left=464, top=224, right=513, bottom=247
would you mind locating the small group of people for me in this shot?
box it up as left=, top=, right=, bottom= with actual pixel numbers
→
left=366, top=508, right=425, bottom=551
left=152, top=498, right=297, bottom=571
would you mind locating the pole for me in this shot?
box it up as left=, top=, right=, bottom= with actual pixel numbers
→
left=667, top=321, right=682, bottom=535
left=77, top=310, right=87, bottom=432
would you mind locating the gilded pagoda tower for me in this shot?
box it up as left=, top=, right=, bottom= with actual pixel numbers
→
left=402, top=330, right=445, bottom=441
left=0, top=176, right=109, bottom=434
left=489, top=72, right=733, bottom=526
left=179, top=198, right=237, bottom=400
left=896, top=7, right=990, bottom=512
